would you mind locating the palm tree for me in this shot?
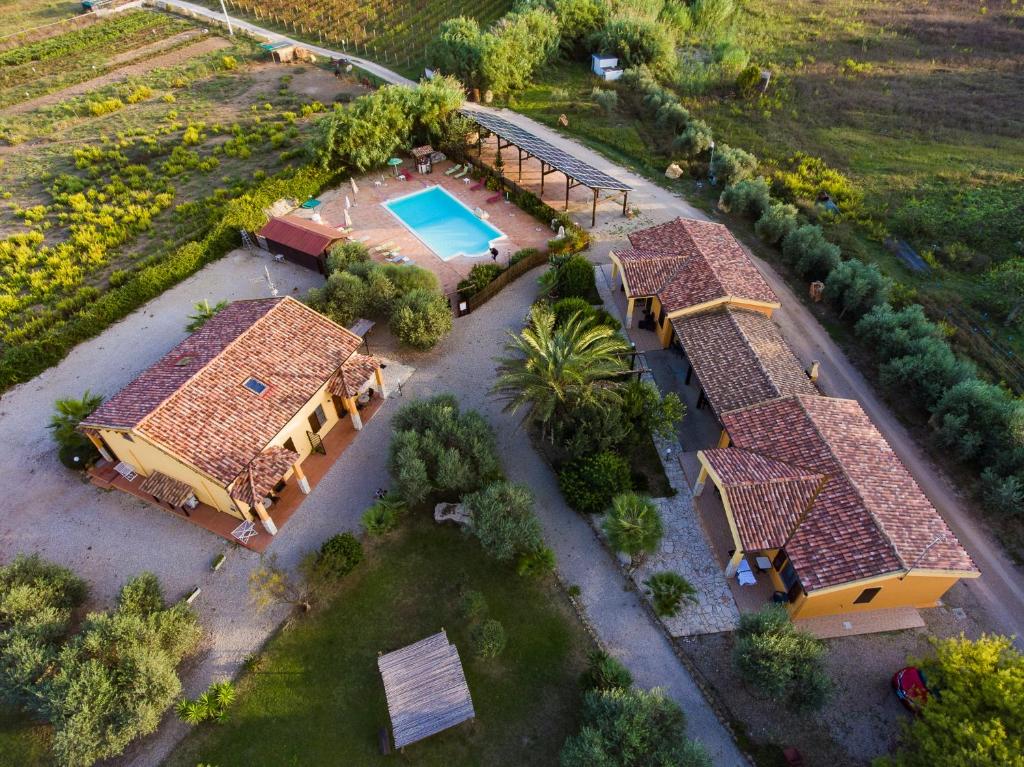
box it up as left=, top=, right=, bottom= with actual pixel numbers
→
left=603, top=492, right=663, bottom=571
left=49, top=390, right=104, bottom=450
left=186, top=299, right=228, bottom=332
left=493, top=304, right=631, bottom=441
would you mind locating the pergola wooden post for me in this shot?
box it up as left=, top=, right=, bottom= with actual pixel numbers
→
left=293, top=461, right=310, bottom=494
left=373, top=366, right=386, bottom=397
left=253, top=500, right=278, bottom=535
left=592, top=188, right=598, bottom=227
left=85, top=432, right=113, bottom=462
left=344, top=396, right=363, bottom=430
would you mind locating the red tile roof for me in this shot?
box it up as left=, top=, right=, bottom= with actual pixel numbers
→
left=617, top=218, right=779, bottom=313
left=82, top=297, right=365, bottom=488
left=703, top=396, right=977, bottom=591
left=258, top=215, right=344, bottom=256
left=230, top=445, right=301, bottom=507
left=672, top=307, right=818, bottom=417
left=329, top=353, right=379, bottom=398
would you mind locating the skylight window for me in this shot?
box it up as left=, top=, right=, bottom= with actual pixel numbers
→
left=243, top=377, right=268, bottom=395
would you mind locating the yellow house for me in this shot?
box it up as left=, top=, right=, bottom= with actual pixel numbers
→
left=608, top=217, right=780, bottom=347
left=693, top=394, right=979, bottom=619
left=80, top=296, right=385, bottom=545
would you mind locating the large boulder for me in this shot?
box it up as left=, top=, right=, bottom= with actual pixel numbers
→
left=665, top=163, right=684, bottom=180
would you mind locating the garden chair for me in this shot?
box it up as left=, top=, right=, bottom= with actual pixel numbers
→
left=444, top=164, right=463, bottom=176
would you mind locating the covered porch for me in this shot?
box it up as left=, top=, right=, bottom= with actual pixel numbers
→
left=88, top=394, right=384, bottom=552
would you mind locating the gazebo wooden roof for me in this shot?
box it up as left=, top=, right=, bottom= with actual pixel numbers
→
left=378, top=631, right=475, bottom=749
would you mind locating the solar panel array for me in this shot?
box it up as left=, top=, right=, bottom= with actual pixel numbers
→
left=461, top=109, right=633, bottom=192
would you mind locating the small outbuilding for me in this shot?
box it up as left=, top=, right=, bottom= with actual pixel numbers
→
left=378, top=631, right=475, bottom=750
left=257, top=215, right=345, bottom=274
left=591, top=53, right=624, bottom=81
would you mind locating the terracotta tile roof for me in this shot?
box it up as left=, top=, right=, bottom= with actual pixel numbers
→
left=672, top=307, right=818, bottom=418
left=617, top=218, right=779, bottom=313
left=230, top=445, right=301, bottom=508
left=258, top=215, right=344, bottom=256
left=328, top=353, right=379, bottom=398
left=138, top=471, right=196, bottom=508
left=709, top=396, right=977, bottom=591
left=82, top=297, right=365, bottom=487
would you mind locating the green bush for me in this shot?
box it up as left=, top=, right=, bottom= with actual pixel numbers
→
left=305, top=271, right=367, bottom=328
left=560, top=686, right=711, bottom=767
left=326, top=240, right=370, bottom=274
left=390, top=288, right=453, bottom=350
left=754, top=201, right=799, bottom=244
left=509, top=247, right=540, bottom=266
left=315, top=533, right=363, bottom=579
left=710, top=143, right=758, bottom=185
left=49, top=390, right=103, bottom=457
left=117, top=571, right=164, bottom=616
left=471, top=618, right=507, bottom=659
left=733, top=605, right=831, bottom=712
left=674, top=119, right=714, bottom=156
left=602, top=492, right=663, bottom=569
left=559, top=452, right=633, bottom=514
left=930, top=379, right=1024, bottom=477
left=556, top=254, right=596, bottom=299
left=781, top=224, right=841, bottom=280
left=981, top=469, right=1024, bottom=516
left=464, top=480, right=544, bottom=563
left=878, top=339, right=976, bottom=412
left=644, top=571, right=697, bottom=617
left=458, top=262, right=504, bottom=297
left=361, top=495, right=407, bottom=535
left=552, top=296, right=592, bottom=326
left=735, top=63, right=762, bottom=96
left=176, top=680, right=235, bottom=725
left=388, top=394, right=502, bottom=505
left=459, top=588, right=489, bottom=621
left=855, top=303, right=941, bottom=362
left=516, top=545, right=557, bottom=577
left=580, top=649, right=633, bottom=692
left=823, top=258, right=891, bottom=318
left=551, top=0, right=609, bottom=55
left=590, top=17, right=676, bottom=75
left=719, top=177, right=771, bottom=219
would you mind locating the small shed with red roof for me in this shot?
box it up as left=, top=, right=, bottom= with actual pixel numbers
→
left=258, top=215, right=344, bottom=274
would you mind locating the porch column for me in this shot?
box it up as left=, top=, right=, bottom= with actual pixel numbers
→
left=692, top=465, right=708, bottom=497
left=345, top=396, right=363, bottom=430
left=293, top=461, right=311, bottom=494
left=253, top=500, right=278, bottom=535
left=610, top=261, right=620, bottom=289
left=373, top=366, right=387, bottom=398
left=85, top=432, right=113, bottom=462
left=625, top=297, right=635, bottom=329
left=725, top=547, right=744, bottom=577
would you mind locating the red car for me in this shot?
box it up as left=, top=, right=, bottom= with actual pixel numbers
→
left=892, top=666, right=929, bottom=713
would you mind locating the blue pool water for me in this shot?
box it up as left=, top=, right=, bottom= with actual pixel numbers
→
left=383, top=186, right=506, bottom=261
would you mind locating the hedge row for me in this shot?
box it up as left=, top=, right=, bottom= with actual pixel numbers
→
left=0, top=165, right=334, bottom=390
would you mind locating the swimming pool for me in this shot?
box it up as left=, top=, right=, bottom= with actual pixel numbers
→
left=383, top=185, right=506, bottom=261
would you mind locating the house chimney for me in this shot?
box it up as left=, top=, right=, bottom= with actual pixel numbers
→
left=808, top=361, right=820, bottom=384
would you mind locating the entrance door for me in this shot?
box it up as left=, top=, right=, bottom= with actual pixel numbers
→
left=332, top=395, right=348, bottom=420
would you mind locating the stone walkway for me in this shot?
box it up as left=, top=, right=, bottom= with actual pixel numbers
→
left=594, top=272, right=740, bottom=637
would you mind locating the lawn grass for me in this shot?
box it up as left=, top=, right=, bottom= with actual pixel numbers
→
left=0, top=0, right=79, bottom=36
left=166, top=513, right=593, bottom=767
left=0, top=706, right=51, bottom=767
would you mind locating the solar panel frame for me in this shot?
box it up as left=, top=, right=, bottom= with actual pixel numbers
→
left=461, top=109, right=633, bottom=192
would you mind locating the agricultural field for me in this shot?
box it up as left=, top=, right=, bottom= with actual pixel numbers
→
left=0, top=0, right=80, bottom=37
left=211, top=0, right=513, bottom=75
left=0, top=9, right=368, bottom=389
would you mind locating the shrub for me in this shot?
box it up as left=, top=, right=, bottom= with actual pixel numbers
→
left=459, top=589, right=489, bottom=621
left=644, top=571, right=697, bottom=617
left=305, top=272, right=367, bottom=328
left=516, top=545, right=556, bottom=577
left=580, top=649, right=633, bottom=692
left=556, top=254, right=596, bottom=299
left=49, top=390, right=103, bottom=468
left=878, top=339, right=976, bottom=412
left=326, top=240, right=369, bottom=274
left=560, top=686, right=711, bottom=767
left=509, top=247, right=540, bottom=266
left=315, top=533, right=363, bottom=579
left=602, top=492, right=663, bottom=569
left=781, top=224, right=841, bottom=280
left=981, top=469, right=1024, bottom=516
left=87, top=97, right=124, bottom=116
left=733, top=605, right=831, bottom=711
left=735, top=63, right=762, bottom=96
left=592, top=87, right=618, bottom=114
left=552, top=0, right=609, bottom=55
left=552, top=296, right=593, bottom=327
left=591, top=17, right=675, bottom=75
left=458, top=262, right=503, bottom=297
left=823, top=259, right=891, bottom=318
left=930, top=380, right=1024, bottom=475
left=471, top=618, right=507, bottom=659
left=117, top=571, right=164, bottom=616
left=719, top=177, right=771, bottom=219
left=464, top=481, right=544, bottom=562
left=388, top=394, right=502, bottom=505
left=674, top=119, right=714, bottom=156
left=361, top=495, right=407, bottom=535
left=855, top=303, right=942, bottom=362
left=176, top=680, right=235, bottom=725
left=559, top=452, right=633, bottom=514
left=754, top=201, right=799, bottom=244
left=710, top=143, right=758, bottom=185
left=390, top=288, right=453, bottom=350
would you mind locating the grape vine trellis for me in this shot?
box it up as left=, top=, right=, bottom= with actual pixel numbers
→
left=223, top=0, right=511, bottom=70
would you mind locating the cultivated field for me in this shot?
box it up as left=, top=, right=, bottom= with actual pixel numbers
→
left=0, top=9, right=369, bottom=389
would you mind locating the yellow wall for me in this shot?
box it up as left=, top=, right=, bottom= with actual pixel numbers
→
left=99, top=428, right=239, bottom=516
left=790, top=572, right=965, bottom=619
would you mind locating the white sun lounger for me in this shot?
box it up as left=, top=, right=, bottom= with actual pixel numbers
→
left=453, top=167, right=469, bottom=179
left=444, top=164, right=463, bottom=176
